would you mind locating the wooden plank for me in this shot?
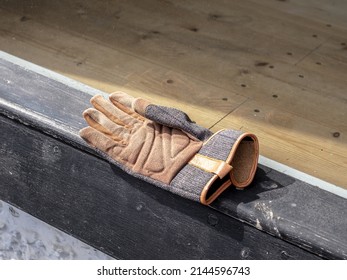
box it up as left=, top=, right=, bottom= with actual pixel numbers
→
left=2, top=0, right=340, bottom=63
left=212, top=100, right=347, bottom=188
left=0, top=7, right=246, bottom=129
left=1, top=53, right=347, bottom=259
left=0, top=115, right=321, bottom=260
left=251, top=0, right=347, bottom=33
left=172, top=0, right=335, bottom=50
left=1, top=1, right=345, bottom=122
left=0, top=0, right=346, bottom=190
left=121, top=68, right=247, bottom=127
left=213, top=166, right=347, bottom=260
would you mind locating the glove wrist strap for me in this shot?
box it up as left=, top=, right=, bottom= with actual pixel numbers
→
left=189, top=153, right=233, bottom=179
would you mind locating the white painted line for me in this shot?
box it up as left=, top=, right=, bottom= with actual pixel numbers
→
left=259, top=155, right=347, bottom=199
left=1, top=51, right=346, bottom=200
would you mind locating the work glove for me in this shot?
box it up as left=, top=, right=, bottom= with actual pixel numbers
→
left=79, top=92, right=259, bottom=205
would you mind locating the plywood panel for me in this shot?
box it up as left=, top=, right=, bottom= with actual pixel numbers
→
left=212, top=100, right=347, bottom=188
left=0, top=7, right=246, bottom=129
left=0, top=0, right=346, bottom=189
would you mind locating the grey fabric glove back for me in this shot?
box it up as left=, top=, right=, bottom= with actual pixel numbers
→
left=145, top=105, right=213, bottom=141
left=80, top=92, right=259, bottom=205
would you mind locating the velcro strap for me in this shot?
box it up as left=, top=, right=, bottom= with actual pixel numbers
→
left=189, top=154, right=232, bottom=178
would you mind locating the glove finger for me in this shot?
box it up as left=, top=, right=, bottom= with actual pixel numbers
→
left=91, top=95, right=141, bottom=126
left=83, top=108, right=130, bottom=141
left=79, top=126, right=124, bottom=155
left=109, top=91, right=150, bottom=118
left=110, top=92, right=213, bottom=141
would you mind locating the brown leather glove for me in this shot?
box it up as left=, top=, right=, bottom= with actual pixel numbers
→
left=80, top=94, right=202, bottom=184
left=80, top=92, right=259, bottom=205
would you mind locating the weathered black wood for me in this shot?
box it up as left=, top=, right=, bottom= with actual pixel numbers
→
left=0, top=53, right=346, bottom=259
left=0, top=115, right=319, bottom=259
left=212, top=168, right=347, bottom=259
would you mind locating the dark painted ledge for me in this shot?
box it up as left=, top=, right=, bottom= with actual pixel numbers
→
left=0, top=53, right=346, bottom=259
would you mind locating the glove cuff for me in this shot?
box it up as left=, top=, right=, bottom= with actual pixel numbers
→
left=170, top=129, right=259, bottom=205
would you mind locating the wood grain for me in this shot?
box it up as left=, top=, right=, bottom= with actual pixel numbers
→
left=1, top=54, right=346, bottom=259
left=0, top=115, right=321, bottom=259
left=212, top=100, right=347, bottom=187
left=0, top=0, right=346, bottom=189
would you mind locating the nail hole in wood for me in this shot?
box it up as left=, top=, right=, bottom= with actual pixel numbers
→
left=298, top=74, right=304, bottom=78
left=241, top=84, right=247, bottom=87
left=286, top=52, right=293, bottom=56
left=255, top=61, right=269, bottom=67
left=254, top=109, right=260, bottom=113
left=272, top=94, right=278, bottom=98
left=222, top=97, right=228, bottom=101
left=240, top=69, right=250, bottom=75
left=20, top=16, right=30, bottom=22
left=188, top=27, right=199, bottom=32
left=332, top=132, right=340, bottom=138
left=166, top=79, right=174, bottom=84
